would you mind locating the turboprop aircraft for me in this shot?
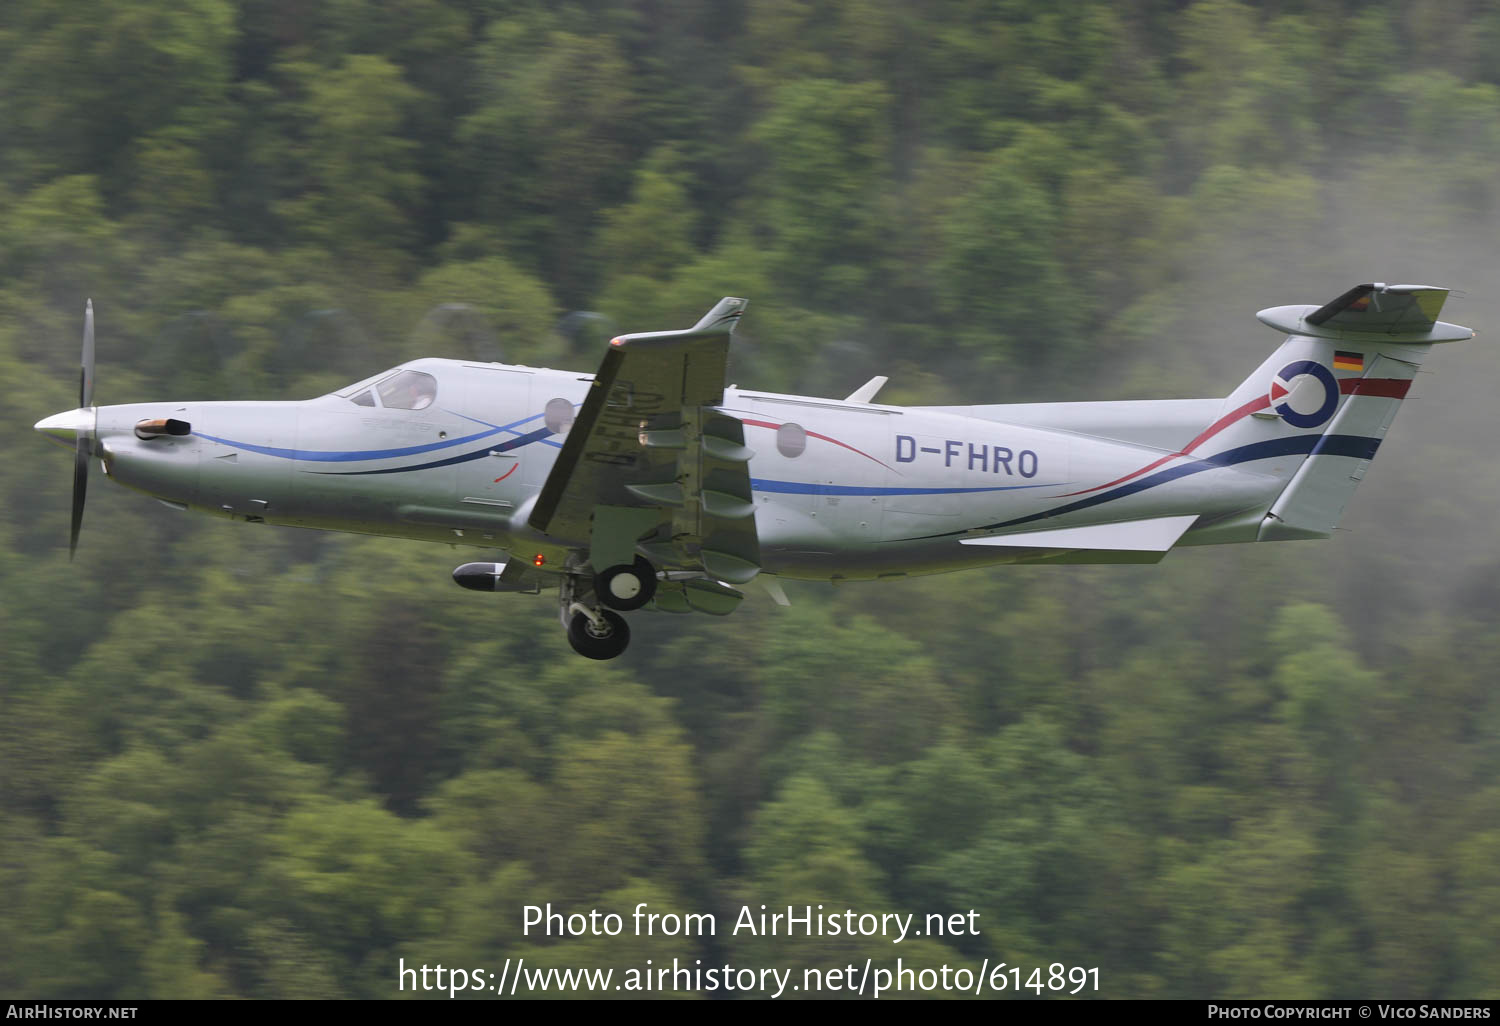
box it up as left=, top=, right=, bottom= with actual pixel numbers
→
left=35, top=284, right=1474, bottom=658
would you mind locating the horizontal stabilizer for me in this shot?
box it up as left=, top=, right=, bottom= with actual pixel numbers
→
left=960, top=514, right=1200, bottom=552
left=1307, top=283, right=1446, bottom=330
left=1258, top=283, right=1473, bottom=344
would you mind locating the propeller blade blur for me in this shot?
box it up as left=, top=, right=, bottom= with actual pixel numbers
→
left=70, top=436, right=88, bottom=559
left=79, top=299, right=95, bottom=410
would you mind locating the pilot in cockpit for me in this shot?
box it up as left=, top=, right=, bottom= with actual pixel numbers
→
left=376, top=369, right=437, bottom=411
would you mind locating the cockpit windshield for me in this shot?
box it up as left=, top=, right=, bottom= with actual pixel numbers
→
left=330, top=368, right=438, bottom=410
left=376, top=369, right=437, bottom=410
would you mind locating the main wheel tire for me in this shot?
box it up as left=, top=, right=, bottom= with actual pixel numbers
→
left=567, top=608, right=631, bottom=660
left=595, top=557, right=657, bottom=611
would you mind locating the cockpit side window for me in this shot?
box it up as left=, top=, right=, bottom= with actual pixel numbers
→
left=349, top=389, right=377, bottom=407
left=375, top=369, right=438, bottom=411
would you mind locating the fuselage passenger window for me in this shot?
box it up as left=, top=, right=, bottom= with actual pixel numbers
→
left=545, top=398, right=575, bottom=434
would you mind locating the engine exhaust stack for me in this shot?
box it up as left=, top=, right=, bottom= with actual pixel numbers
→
left=134, top=418, right=192, bottom=440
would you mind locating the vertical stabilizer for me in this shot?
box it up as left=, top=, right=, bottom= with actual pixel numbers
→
left=1187, top=283, right=1469, bottom=543
left=1257, top=351, right=1419, bottom=539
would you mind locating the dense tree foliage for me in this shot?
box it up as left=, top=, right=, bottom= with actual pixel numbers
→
left=2, top=0, right=1499, bottom=999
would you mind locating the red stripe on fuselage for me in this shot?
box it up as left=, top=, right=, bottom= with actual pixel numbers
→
left=1057, top=378, right=1410, bottom=497
left=1058, top=393, right=1273, bottom=497
left=739, top=417, right=895, bottom=471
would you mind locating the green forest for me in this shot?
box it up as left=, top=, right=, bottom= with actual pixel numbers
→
left=3, top=0, right=1499, bottom=999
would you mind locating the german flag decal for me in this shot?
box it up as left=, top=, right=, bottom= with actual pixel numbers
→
left=1333, top=350, right=1364, bottom=372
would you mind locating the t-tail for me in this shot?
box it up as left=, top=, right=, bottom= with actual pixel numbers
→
left=1193, top=283, right=1473, bottom=542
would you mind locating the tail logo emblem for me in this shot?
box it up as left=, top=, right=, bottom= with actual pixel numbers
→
left=1270, top=360, right=1339, bottom=429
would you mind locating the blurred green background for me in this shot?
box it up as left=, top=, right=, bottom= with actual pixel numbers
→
left=2, top=0, right=1499, bottom=999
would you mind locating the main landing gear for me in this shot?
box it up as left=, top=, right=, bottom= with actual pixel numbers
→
left=559, top=558, right=657, bottom=660
left=595, top=556, right=657, bottom=611
left=566, top=606, right=631, bottom=660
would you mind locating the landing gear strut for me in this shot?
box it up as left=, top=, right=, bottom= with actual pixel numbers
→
left=566, top=606, right=631, bottom=660
left=558, top=571, right=634, bottom=660
left=595, top=556, right=657, bottom=611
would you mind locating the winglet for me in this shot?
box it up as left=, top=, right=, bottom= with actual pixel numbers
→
left=610, top=297, right=748, bottom=349
left=691, top=297, right=748, bottom=336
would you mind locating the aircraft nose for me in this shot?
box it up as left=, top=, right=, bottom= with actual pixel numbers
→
left=34, top=407, right=94, bottom=444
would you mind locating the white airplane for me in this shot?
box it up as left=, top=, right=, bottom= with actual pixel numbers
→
left=35, top=285, right=1473, bottom=659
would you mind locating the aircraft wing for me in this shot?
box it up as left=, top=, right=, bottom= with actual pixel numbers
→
left=528, top=298, right=762, bottom=587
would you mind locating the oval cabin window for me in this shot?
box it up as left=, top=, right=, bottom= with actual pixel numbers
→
left=776, top=422, right=807, bottom=458
left=545, top=398, right=575, bottom=434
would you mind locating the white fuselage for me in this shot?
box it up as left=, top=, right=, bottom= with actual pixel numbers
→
left=82, top=357, right=1283, bottom=580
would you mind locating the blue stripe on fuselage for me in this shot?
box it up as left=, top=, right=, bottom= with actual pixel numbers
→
left=198, top=419, right=1379, bottom=523
left=953, top=434, right=1381, bottom=536
left=748, top=479, right=1063, bottom=496
left=317, top=427, right=555, bottom=475
left=196, top=410, right=546, bottom=463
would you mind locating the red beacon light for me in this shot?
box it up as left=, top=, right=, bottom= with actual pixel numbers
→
left=533, top=553, right=546, bottom=567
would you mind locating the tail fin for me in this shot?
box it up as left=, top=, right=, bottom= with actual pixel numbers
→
left=1199, top=283, right=1472, bottom=541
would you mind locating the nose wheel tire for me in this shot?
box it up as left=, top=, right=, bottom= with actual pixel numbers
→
left=595, top=557, right=657, bottom=611
left=567, top=608, right=631, bottom=660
